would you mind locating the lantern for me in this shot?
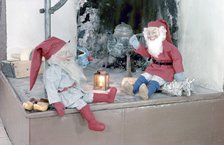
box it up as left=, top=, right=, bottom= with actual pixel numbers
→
left=93, top=70, right=109, bottom=91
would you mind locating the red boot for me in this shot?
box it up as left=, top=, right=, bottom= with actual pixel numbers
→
left=93, top=87, right=117, bottom=103
left=79, top=105, right=105, bottom=131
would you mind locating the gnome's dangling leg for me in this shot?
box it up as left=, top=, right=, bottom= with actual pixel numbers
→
left=79, top=105, right=105, bottom=131
left=79, top=87, right=117, bottom=131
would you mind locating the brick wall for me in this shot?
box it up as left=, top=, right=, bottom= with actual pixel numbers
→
left=0, top=0, right=6, bottom=61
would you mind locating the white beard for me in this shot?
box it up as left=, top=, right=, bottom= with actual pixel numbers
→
left=143, top=27, right=166, bottom=58
left=47, top=44, right=87, bottom=84
left=146, top=36, right=163, bottom=58
left=58, top=59, right=87, bottom=83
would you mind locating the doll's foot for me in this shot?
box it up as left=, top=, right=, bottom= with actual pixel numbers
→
left=107, top=87, right=117, bottom=103
left=80, top=105, right=105, bottom=131
left=23, top=101, right=34, bottom=111
left=88, top=120, right=105, bottom=131
left=136, top=84, right=149, bottom=100
left=33, top=98, right=49, bottom=112
left=22, top=98, right=38, bottom=111
left=93, top=87, right=117, bottom=103
left=122, top=81, right=134, bottom=96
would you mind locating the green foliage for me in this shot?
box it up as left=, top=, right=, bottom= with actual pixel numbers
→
left=90, top=0, right=158, bottom=33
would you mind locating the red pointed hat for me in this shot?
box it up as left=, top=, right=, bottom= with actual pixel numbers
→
left=30, top=37, right=66, bottom=90
left=148, top=19, right=173, bottom=44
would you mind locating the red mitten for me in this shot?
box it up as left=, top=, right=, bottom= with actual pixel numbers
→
left=53, top=102, right=65, bottom=117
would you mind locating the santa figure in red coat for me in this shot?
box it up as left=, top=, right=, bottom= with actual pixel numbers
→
left=128, top=19, right=186, bottom=98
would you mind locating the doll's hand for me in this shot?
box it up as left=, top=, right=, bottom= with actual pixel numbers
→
left=129, top=35, right=140, bottom=49
left=53, top=102, right=65, bottom=117
left=174, top=72, right=186, bottom=82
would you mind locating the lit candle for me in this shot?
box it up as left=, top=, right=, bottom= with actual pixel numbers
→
left=93, top=70, right=109, bottom=91
left=98, top=75, right=105, bottom=87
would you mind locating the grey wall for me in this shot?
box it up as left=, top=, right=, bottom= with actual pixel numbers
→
left=6, top=0, right=79, bottom=60
left=0, top=0, right=6, bottom=61
left=178, top=0, right=224, bottom=91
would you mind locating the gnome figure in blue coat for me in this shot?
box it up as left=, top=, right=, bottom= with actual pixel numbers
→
left=30, top=37, right=117, bottom=131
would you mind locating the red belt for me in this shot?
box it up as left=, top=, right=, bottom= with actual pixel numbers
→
left=58, top=82, right=77, bottom=93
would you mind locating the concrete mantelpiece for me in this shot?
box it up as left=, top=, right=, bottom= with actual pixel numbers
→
left=0, top=71, right=224, bottom=145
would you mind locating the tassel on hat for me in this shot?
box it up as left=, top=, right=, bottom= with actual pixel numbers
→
left=30, top=37, right=66, bottom=90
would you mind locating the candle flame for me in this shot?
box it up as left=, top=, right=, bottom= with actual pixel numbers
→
left=99, top=76, right=105, bottom=87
